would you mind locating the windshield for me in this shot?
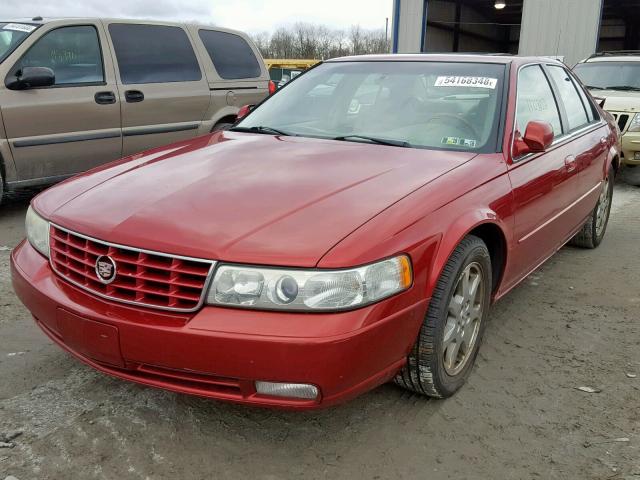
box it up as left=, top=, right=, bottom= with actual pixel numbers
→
left=0, top=22, right=38, bottom=63
left=573, top=61, right=640, bottom=91
left=236, top=61, right=506, bottom=152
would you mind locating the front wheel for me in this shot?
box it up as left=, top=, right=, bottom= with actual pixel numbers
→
left=570, top=166, right=614, bottom=249
left=395, top=235, right=492, bottom=398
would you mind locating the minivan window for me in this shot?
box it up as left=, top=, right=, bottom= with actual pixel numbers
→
left=14, top=25, right=104, bottom=85
left=547, top=66, right=589, bottom=131
left=109, top=24, right=201, bottom=84
left=236, top=61, right=506, bottom=153
left=0, top=23, right=38, bottom=63
left=515, top=65, right=562, bottom=136
left=198, top=30, right=261, bottom=79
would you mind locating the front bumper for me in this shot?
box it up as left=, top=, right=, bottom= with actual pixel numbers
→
left=11, top=240, right=428, bottom=410
left=621, top=131, right=640, bottom=165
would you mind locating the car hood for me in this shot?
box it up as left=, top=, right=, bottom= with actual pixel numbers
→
left=41, top=132, right=475, bottom=267
left=589, top=89, right=640, bottom=113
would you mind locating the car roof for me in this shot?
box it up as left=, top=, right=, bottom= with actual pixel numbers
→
left=327, top=53, right=564, bottom=67
left=2, top=17, right=244, bottom=34
left=581, top=51, right=640, bottom=63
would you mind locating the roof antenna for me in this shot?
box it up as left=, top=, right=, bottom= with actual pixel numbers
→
left=32, top=16, right=43, bottom=21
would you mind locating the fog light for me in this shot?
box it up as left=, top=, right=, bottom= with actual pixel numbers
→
left=255, top=381, right=319, bottom=400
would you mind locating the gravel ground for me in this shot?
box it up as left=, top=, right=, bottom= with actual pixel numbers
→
left=0, top=172, right=639, bottom=480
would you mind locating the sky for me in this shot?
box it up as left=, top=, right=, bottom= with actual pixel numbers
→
left=1, top=0, right=393, bottom=33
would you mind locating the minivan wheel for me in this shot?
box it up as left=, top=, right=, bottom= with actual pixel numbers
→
left=569, top=166, right=614, bottom=249
left=395, top=235, right=492, bottom=398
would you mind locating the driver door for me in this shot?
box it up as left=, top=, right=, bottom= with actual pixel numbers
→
left=1, top=22, right=121, bottom=182
left=504, top=64, right=583, bottom=290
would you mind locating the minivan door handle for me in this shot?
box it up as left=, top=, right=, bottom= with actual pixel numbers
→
left=124, top=90, right=144, bottom=103
left=565, top=155, right=577, bottom=173
left=94, top=91, right=116, bottom=105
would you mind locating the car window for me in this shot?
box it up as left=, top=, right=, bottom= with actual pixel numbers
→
left=0, top=23, right=38, bottom=63
left=236, top=61, right=506, bottom=153
left=14, top=25, right=104, bottom=85
left=198, top=30, right=261, bottom=79
left=109, top=24, right=201, bottom=84
left=515, top=65, right=562, bottom=136
left=571, top=74, right=599, bottom=122
left=547, top=66, right=589, bottom=131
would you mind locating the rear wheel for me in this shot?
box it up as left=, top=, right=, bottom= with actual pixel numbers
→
left=0, top=170, right=4, bottom=207
left=395, top=235, right=491, bottom=398
left=570, top=166, right=613, bottom=249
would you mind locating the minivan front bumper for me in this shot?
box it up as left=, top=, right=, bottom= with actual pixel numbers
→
left=621, top=130, right=640, bottom=165
left=11, top=240, right=427, bottom=410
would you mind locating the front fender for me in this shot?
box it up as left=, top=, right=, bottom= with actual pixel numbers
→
left=427, top=212, right=510, bottom=297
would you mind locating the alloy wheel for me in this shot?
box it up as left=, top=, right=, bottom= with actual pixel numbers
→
left=443, top=262, right=485, bottom=376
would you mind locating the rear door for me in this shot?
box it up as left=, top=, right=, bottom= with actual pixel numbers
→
left=105, top=22, right=210, bottom=156
left=1, top=22, right=121, bottom=181
left=546, top=65, right=609, bottom=219
left=194, top=28, right=268, bottom=114
left=506, top=64, right=585, bottom=285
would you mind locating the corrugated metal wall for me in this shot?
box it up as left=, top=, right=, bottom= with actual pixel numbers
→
left=392, top=0, right=428, bottom=53
left=518, top=0, right=603, bottom=66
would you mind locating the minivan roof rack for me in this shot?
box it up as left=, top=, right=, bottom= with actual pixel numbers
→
left=589, top=50, right=640, bottom=59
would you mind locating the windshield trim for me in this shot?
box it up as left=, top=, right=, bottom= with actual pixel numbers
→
left=236, top=60, right=508, bottom=155
left=0, top=22, right=41, bottom=64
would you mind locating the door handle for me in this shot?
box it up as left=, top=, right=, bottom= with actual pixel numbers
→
left=564, top=155, right=577, bottom=173
left=124, top=90, right=144, bottom=103
left=600, top=136, right=608, bottom=146
left=94, top=91, right=116, bottom=105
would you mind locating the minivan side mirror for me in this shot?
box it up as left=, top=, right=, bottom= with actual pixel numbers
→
left=593, top=96, right=606, bottom=108
left=6, top=66, right=55, bottom=90
left=236, top=104, right=254, bottom=121
left=513, top=120, right=554, bottom=157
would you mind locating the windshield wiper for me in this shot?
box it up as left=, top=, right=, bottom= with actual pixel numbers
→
left=230, top=125, right=292, bottom=136
left=332, top=135, right=411, bottom=148
left=604, top=85, right=640, bottom=92
left=585, top=85, right=606, bottom=90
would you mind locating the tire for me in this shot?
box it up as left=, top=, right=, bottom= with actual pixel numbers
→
left=212, top=122, right=233, bottom=132
left=0, top=170, right=4, bottom=207
left=395, top=235, right=492, bottom=398
left=569, top=166, right=614, bottom=249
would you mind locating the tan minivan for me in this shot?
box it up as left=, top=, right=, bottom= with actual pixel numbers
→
left=0, top=18, right=270, bottom=201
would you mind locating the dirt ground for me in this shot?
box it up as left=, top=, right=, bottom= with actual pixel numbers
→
left=0, top=172, right=639, bottom=480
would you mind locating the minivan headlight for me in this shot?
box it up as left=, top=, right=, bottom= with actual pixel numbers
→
left=207, top=255, right=412, bottom=311
left=628, top=113, right=640, bottom=132
left=25, top=206, right=50, bottom=258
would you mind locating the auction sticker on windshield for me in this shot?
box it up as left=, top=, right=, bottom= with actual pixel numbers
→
left=3, top=23, right=37, bottom=33
left=435, top=76, right=497, bottom=89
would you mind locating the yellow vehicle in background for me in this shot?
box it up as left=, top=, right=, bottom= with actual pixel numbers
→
left=265, top=59, right=319, bottom=88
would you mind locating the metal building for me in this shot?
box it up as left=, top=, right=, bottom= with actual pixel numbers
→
left=392, top=0, right=640, bottom=66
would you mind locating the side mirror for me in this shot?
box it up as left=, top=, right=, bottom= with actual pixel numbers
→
left=6, top=66, right=55, bottom=90
left=513, top=120, right=554, bottom=157
left=236, top=104, right=254, bottom=121
left=593, top=96, right=606, bottom=108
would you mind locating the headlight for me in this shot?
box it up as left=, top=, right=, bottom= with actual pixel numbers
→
left=25, top=206, right=50, bottom=258
left=628, top=113, right=640, bottom=132
left=207, top=255, right=412, bottom=311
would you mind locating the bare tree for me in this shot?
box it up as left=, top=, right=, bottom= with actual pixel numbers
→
left=251, top=23, right=389, bottom=60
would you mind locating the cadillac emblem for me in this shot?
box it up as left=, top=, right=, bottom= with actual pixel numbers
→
left=95, top=255, right=117, bottom=284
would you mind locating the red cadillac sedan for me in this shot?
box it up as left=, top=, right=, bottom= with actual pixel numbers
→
left=12, top=54, right=619, bottom=409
